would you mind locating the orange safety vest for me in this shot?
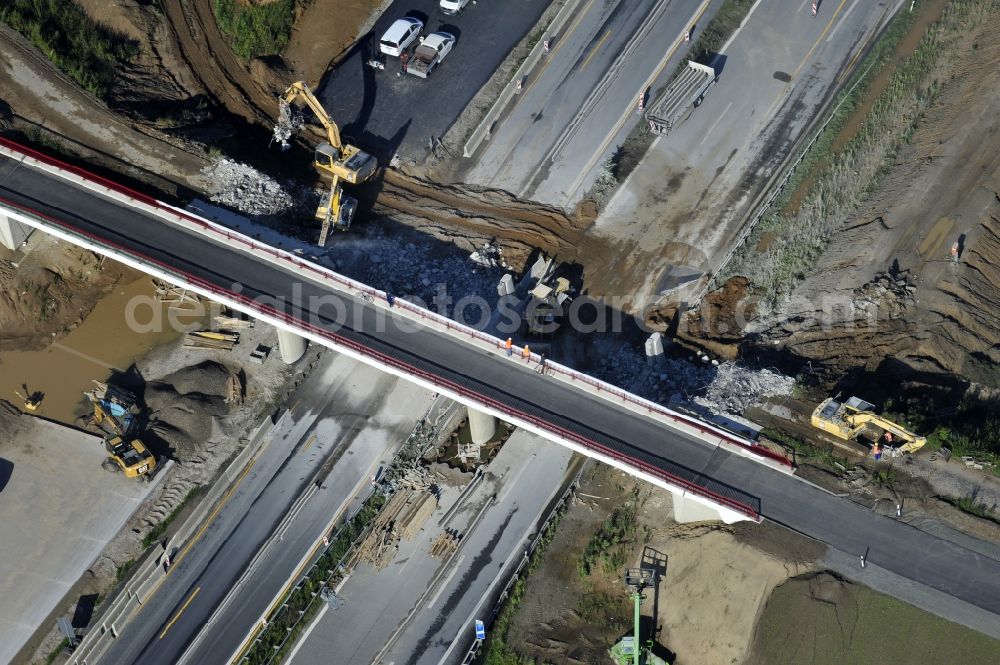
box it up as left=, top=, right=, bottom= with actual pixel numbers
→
left=505, top=338, right=513, bottom=350
left=522, top=345, right=530, bottom=358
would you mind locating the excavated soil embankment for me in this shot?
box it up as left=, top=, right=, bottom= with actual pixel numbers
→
left=686, top=6, right=1000, bottom=385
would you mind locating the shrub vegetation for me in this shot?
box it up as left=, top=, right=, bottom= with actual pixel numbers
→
left=213, top=0, right=295, bottom=59
left=0, top=0, right=137, bottom=100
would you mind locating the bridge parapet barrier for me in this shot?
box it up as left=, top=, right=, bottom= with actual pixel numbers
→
left=0, top=137, right=780, bottom=513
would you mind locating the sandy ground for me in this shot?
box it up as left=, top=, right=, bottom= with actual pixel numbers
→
left=0, top=233, right=139, bottom=352
left=0, top=411, right=159, bottom=665
left=701, top=3, right=1000, bottom=384
left=510, top=464, right=823, bottom=665
left=746, top=572, right=1000, bottom=665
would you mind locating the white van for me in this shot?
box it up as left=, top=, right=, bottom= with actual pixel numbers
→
left=440, top=0, right=471, bottom=14
left=380, top=17, right=424, bottom=57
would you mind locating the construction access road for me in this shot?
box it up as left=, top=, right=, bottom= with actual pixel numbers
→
left=319, top=0, right=549, bottom=160
left=95, top=353, right=435, bottom=665
left=3, top=148, right=1000, bottom=632
left=288, top=430, right=577, bottom=665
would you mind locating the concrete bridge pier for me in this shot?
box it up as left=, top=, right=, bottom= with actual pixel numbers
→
left=0, top=212, right=33, bottom=250
left=671, top=491, right=729, bottom=523
left=276, top=328, right=307, bottom=364
left=467, top=407, right=497, bottom=445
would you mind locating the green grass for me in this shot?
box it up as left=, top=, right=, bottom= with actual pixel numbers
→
left=477, top=504, right=566, bottom=665
left=886, top=396, right=1000, bottom=474
left=760, top=427, right=845, bottom=470
left=213, top=0, right=295, bottom=59
left=142, top=486, right=204, bottom=548
left=0, top=0, right=137, bottom=100
left=44, top=638, right=69, bottom=665
left=941, top=494, right=1000, bottom=525
left=578, top=488, right=649, bottom=577
left=115, top=559, right=136, bottom=583
left=749, top=575, right=1000, bottom=665
left=576, top=590, right=629, bottom=630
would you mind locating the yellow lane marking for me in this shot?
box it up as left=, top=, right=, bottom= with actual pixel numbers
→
left=792, top=0, right=850, bottom=80
left=159, top=587, right=200, bottom=639
left=172, top=457, right=257, bottom=569
left=580, top=30, right=612, bottom=72
left=565, top=0, right=712, bottom=199
left=520, top=0, right=600, bottom=98
left=756, top=0, right=852, bottom=140
left=290, top=398, right=301, bottom=412
left=301, top=433, right=318, bottom=453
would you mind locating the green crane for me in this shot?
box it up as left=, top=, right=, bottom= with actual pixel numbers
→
left=609, top=568, right=669, bottom=665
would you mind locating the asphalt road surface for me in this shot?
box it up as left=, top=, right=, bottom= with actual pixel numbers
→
left=3, top=156, right=1000, bottom=631
left=467, top=0, right=710, bottom=205
left=318, top=0, right=549, bottom=161
left=469, top=0, right=900, bottom=210
left=289, top=430, right=577, bottom=665
left=96, top=354, right=434, bottom=665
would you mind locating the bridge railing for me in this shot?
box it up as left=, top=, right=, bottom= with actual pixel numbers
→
left=0, top=138, right=779, bottom=518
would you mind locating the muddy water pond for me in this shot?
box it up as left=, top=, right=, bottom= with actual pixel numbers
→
left=0, top=277, right=205, bottom=424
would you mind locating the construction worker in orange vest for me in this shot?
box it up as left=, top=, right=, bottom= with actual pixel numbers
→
left=522, top=344, right=530, bottom=361
left=505, top=337, right=513, bottom=357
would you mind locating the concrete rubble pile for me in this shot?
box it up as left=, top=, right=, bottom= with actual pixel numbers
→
left=598, top=341, right=794, bottom=416
left=853, top=270, right=917, bottom=319
left=201, top=158, right=302, bottom=217
left=694, top=362, right=796, bottom=415
left=334, top=229, right=502, bottom=307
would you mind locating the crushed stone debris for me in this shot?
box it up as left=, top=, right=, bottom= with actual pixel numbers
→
left=201, top=158, right=310, bottom=218
left=596, top=341, right=794, bottom=416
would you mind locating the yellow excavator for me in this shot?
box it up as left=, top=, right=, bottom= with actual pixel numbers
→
left=276, top=81, right=378, bottom=243
left=86, top=382, right=157, bottom=480
left=811, top=396, right=926, bottom=456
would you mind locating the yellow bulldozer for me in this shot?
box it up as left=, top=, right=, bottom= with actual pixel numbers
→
left=811, top=396, right=925, bottom=456
left=103, top=435, right=157, bottom=479
left=86, top=382, right=157, bottom=480
left=276, top=81, right=378, bottom=242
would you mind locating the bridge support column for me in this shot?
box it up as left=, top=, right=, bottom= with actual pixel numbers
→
left=467, top=407, right=497, bottom=445
left=671, top=491, right=726, bottom=524
left=0, top=212, right=33, bottom=251
left=276, top=329, right=307, bottom=364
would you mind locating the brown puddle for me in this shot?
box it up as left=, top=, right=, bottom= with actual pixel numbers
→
left=0, top=277, right=204, bottom=425
left=781, top=0, right=950, bottom=216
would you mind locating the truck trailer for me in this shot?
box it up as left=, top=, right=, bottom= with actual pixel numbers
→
left=645, top=61, right=717, bottom=135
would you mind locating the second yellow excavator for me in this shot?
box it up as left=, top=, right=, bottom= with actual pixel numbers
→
left=276, top=81, right=377, bottom=242
left=811, top=396, right=926, bottom=456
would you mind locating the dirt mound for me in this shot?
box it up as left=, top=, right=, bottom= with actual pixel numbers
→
left=144, top=361, right=235, bottom=459
left=376, top=170, right=586, bottom=269
left=0, top=238, right=138, bottom=350
left=689, top=9, right=1000, bottom=385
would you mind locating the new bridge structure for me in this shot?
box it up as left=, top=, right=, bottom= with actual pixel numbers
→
left=2, top=138, right=1000, bottom=636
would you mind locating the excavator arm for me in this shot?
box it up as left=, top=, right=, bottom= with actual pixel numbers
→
left=280, top=81, right=342, bottom=149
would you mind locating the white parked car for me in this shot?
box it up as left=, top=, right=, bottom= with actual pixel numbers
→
left=379, top=17, right=424, bottom=57
left=439, top=0, right=471, bottom=15
left=406, top=32, right=456, bottom=78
